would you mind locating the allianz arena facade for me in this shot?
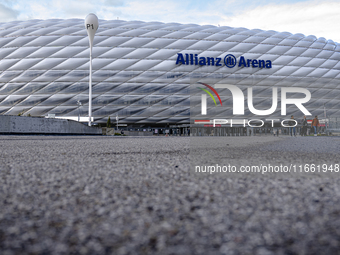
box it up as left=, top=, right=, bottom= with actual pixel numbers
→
left=0, top=18, right=340, bottom=126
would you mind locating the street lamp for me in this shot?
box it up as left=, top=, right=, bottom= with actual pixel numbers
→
left=116, top=114, right=119, bottom=130
left=85, top=13, right=99, bottom=126
left=77, top=100, right=82, bottom=122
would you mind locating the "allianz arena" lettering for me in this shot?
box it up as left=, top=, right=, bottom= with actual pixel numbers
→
left=176, top=53, right=272, bottom=68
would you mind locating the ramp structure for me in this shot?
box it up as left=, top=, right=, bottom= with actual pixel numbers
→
left=0, top=116, right=102, bottom=135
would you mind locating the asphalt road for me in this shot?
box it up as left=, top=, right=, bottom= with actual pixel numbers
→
left=1, top=135, right=340, bottom=255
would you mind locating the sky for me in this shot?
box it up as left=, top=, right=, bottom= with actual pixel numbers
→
left=1, top=0, right=340, bottom=42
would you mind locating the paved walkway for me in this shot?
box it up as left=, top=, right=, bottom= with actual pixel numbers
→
left=0, top=136, right=339, bottom=254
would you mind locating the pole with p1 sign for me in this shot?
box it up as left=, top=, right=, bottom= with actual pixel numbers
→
left=85, top=13, right=98, bottom=126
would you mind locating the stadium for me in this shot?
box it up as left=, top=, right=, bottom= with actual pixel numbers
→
left=0, top=18, right=340, bottom=132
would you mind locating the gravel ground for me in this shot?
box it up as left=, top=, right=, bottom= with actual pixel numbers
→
left=1, top=135, right=340, bottom=255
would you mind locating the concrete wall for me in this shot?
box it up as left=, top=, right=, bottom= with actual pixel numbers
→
left=125, top=131, right=153, bottom=136
left=0, top=116, right=102, bottom=135
left=102, top=128, right=153, bottom=136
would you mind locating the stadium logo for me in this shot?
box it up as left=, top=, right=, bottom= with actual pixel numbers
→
left=176, top=53, right=272, bottom=68
left=224, top=54, right=236, bottom=68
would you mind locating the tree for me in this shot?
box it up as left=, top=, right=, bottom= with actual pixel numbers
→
left=107, top=116, right=111, bottom=128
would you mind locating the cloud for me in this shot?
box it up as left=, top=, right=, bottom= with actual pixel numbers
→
left=99, top=0, right=224, bottom=24
left=53, top=0, right=99, bottom=18
left=1, top=0, right=340, bottom=43
left=4, top=0, right=126, bottom=21
left=14, top=1, right=54, bottom=20
left=101, top=0, right=184, bottom=22
left=96, top=0, right=340, bottom=43
left=104, top=0, right=124, bottom=6
left=218, top=0, right=340, bottom=42
left=0, top=3, right=19, bottom=22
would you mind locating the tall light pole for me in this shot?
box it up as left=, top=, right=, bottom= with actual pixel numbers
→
left=77, top=100, right=82, bottom=122
left=85, top=13, right=98, bottom=126
left=116, top=114, right=119, bottom=130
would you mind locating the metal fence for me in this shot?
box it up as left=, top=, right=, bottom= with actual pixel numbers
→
left=328, top=118, right=340, bottom=130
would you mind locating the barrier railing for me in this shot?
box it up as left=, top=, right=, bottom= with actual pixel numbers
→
left=328, top=118, right=340, bottom=130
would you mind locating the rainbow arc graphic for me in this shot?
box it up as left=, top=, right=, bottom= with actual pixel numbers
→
left=197, top=82, right=222, bottom=115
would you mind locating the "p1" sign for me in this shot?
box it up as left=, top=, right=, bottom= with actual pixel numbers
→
left=85, top=13, right=99, bottom=48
